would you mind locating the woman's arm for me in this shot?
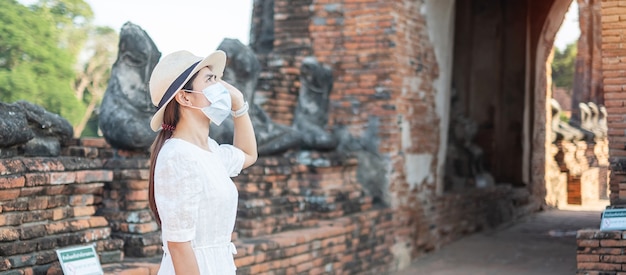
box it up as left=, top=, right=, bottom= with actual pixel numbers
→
left=168, top=241, right=200, bottom=275
left=221, top=80, right=257, bottom=168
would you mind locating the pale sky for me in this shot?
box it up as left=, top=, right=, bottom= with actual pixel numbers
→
left=19, top=0, right=254, bottom=57
left=555, top=1, right=580, bottom=51
left=85, top=0, right=254, bottom=56
left=18, top=0, right=579, bottom=56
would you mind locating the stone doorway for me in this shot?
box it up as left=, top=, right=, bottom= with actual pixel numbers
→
left=445, top=0, right=594, bottom=209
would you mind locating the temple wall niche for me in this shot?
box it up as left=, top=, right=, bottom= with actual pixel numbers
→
left=449, top=0, right=527, bottom=191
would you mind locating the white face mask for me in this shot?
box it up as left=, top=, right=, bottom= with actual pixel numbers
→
left=185, top=83, right=232, bottom=126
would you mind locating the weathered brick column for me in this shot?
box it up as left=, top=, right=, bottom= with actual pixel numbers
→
left=575, top=0, right=626, bottom=273
left=604, top=0, right=626, bottom=205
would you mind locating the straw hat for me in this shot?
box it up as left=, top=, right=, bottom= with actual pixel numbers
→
left=149, top=50, right=226, bottom=131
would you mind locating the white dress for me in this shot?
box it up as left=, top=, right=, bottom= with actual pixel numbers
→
left=154, top=137, right=244, bottom=275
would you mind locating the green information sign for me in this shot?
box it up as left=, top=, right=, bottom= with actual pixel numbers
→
left=601, top=208, right=626, bottom=231
left=56, top=245, right=103, bottom=275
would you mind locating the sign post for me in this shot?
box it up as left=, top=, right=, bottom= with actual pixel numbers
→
left=600, top=208, right=626, bottom=231
left=56, top=245, right=104, bottom=275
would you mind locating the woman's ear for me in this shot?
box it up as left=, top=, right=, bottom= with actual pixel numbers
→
left=174, top=91, right=191, bottom=106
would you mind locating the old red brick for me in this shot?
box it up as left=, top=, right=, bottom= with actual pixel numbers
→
left=71, top=183, right=104, bottom=194
left=69, top=194, right=95, bottom=206
left=117, top=169, right=150, bottom=180
left=45, top=220, right=70, bottom=235
left=21, top=158, right=64, bottom=172
left=51, top=208, right=66, bottom=220
left=75, top=170, right=113, bottom=183
left=81, top=228, right=112, bottom=242
left=0, top=189, right=20, bottom=201
left=45, top=185, right=66, bottom=195
left=69, top=219, right=91, bottom=231
left=124, top=180, right=149, bottom=190
left=124, top=190, right=149, bottom=201
left=127, top=222, right=158, bottom=234
left=27, top=197, right=49, bottom=211
left=72, top=206, right=96, bottom=217
left=578, top=254, right=600, bottom=263
left=0, top=159, right=25, bottom=176
left=578, top=262, right=622, bottom=271
left=49, top=172, right=76, bottom=185
left=88, top=216, right=109, bottom=228
left=24, top=173, right=50, bottom=187
left=0, top=227, right=20, bottom=242
left=235, top=255, right=255, bottom=267
left=19, top=224, right=46, bottom=240
left=601, top=240, right=626, bottom=247
left=0, top=176, right=25, bottom=190
left=606, top=254, right=626, bottom=266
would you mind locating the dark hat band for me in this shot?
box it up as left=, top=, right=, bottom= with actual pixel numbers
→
left=156, top=60, right=201, bottom=109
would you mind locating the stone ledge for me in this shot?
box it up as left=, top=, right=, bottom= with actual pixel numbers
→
left=100, top=208, right=394, bottom=274
left=102, top=257, right=161, bottom=275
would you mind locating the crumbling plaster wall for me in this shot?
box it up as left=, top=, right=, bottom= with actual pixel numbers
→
left=423, top=0, right=455, bottom=195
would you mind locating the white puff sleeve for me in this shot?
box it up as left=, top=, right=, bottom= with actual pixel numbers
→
left=208, top=138, right=245, bottom=177
left=154, top=151, right=202, bottom=242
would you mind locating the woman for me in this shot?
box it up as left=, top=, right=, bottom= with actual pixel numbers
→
left=147, top=50, right=257, bottom=274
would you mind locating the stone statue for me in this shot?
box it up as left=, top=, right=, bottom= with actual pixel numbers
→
left=99, top=22, right=161, bottom=150
left=0, top=101, right=73, bottom=157
left=550, top=99, right=584, bottom=142
left=599, top=105, right=608, bottom=136
left=587, top=102, right=606, bottom=139
left=335, top=118, right=389, bottom=205
left=443, top=88, right=494, bottom=190
left=576, top=102, right=598, bottom=141
left=213, top=38, right=302, bottom=155
left=292, top=57, right=338, bottom=150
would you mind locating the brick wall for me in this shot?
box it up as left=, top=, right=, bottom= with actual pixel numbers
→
left=0, top=138, right=124, bottom=274
left=577, top=229, right=626, bottom=274
left=603, top=0, right=626, bottom=205
left=0, top=136, right=535, bottom=274
left=573, top=0, right=626, bottom=273
left=250, top=0, right=540, bottom=267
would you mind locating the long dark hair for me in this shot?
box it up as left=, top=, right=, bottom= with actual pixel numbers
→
left=148, top=74, right=197, bottom=226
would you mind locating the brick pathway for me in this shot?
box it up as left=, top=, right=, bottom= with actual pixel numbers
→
left=393, top=202, right=607, bottom=275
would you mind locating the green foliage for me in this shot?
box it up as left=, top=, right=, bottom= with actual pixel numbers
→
left=0, top=0, right=93, bottom=125
left=552, top=42, right=577, bottom=90
left=33, top=0, right=94, bottom=58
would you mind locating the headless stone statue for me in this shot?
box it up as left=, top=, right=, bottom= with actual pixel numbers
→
left=0, top=101, right=73, bottom=157
left=587, top=102, right=606, bottom=139
left=599, top=105, right=608, bottom=136
left=575, top=102, right=598, bottom=141
left=550, top=99, right=583, bottom=142
left=213, top=38, right=301, bottom=155
left=99, top=22, right=161, bottom=150
left=292, top=57, right=338, bottom=150
left=335, top=117, right=389, bottom=205
left=443, top=88, right=494, bottom=190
